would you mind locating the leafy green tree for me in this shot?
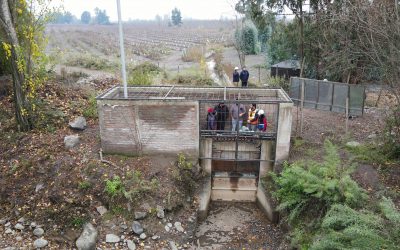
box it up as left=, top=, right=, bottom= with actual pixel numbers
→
left=50, top=11, right=75, bottom=24
left=94, top=8, right=110, bottom=25
left=0, top=0, right=52, bottom=130
left=81, top=11, right=91, bottom=24
left=171, top=7, right=182, bottom=26
left=234, top=19, right=260, bottom=66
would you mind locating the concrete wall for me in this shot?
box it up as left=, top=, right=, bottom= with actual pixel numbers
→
left=275, top=102, right=293, bottom=167
left=98, top=99, right=199, bottom=156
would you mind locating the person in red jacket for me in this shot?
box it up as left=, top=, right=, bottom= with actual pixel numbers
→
left=257, top=109, right=268, bottom=132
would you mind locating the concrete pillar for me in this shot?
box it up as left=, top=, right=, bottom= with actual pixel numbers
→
left=275, top=102, right=293, bottom=167
left=259, top=140, right=273, bottom=177
left=200, top=138, right=213, bottom=174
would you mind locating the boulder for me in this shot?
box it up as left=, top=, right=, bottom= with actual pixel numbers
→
left=131, top=221, right=143, bottom=235
left=64, top=134, right=80, bottom=149
left=69, top=116, right=87, bottom=130
left=76, top=223, right=98, bottom=250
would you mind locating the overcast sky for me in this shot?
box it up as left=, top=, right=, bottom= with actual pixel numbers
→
left=54, top=0, right=238, bottom=21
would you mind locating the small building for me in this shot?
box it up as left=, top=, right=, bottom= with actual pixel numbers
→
left=270, top=60, right=300, bottom=79
left=96, top=86, right=293, bottom=222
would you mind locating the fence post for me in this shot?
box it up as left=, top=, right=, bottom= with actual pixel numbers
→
left=300, top=79, right=305, bottom=135
left=258, top=66, right=261, bottom=84
left=345, top=97, right=349, bottom=134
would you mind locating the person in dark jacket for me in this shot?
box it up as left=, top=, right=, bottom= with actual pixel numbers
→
left=232, top=67, right=240, bottom=86
left=214, top=102, right=229, bottom=131
left=239, top=67, right=250, bottom=87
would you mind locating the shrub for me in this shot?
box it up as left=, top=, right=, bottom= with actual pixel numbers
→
left=82, top=95, right=98, bottom=119
left=127, top=62, right=162, bottom=86
left=172, top=153, right=197, bottom=195
left=268, top=76, right=289, bottom=92
left=105, top=176, right=124, bottom=198
left=235, top=19, right=260, bottom=55
left=127, top=71, right=152, bottom=86
left=383, top=106, right=400, bottom=159
left=173, top=74, right=213, bottom=86
left=65, top=53, right=116, bottom=70
left=272, top=140, right=367, bottom=225
left=311, top=197, right=400, bottom=250
left=182, top=46, right=204, bottom=62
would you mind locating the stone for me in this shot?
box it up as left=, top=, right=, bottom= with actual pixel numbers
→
left=3, top=247, right=17, bottom=250
left=96, top=206, right=108, bottom=216
left=16, top=236, right=23, bottom=241
left=0, top=218, right=8, bottom=225
left=134, top=211, right=147, bottom=220
left=30, top=222, right=37, bottom=228
left=5, top=228, right=13, bottom=234
left=76, top=223, right=98, bottom=250
left=169, top=241, right=178, bottom=250
left=368, top=133, right=377, bottom=139
left=5, top=221, right=11, bottom=227
left=131, top=221, right=143, bottom=235
left=14, top=223, right=24, bottom=230
left=33, top=238, right=48, bottom=248
left=167, top=223, right=172, bottom=228
left=64, top=134, right=80, bottom=149
left=127, top=240, right=136, bottom=250
left=120, top=224, right=128, bottom=230
left=151, top=235, right=160, bottom=240
left=69, top=116, right=87, bottom=130
left=106, top=234, right=120, bottom=243
left=139, top=233, right=146, bottom=240
left=174, top=222, right=184, bottom=233
left=33, top=227, right=45, bottom=237
left=156, top=205, right=165, bottom=219
left=346, top=141, right=361, bottom=148
left=164, top=225, right=170, bottom=232
left=17, top=217, right=25, bottom=223
left=35, top=184, right=44, bottom=193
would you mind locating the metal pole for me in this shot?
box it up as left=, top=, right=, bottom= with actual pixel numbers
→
left=117, top=0, right=127, bottom=98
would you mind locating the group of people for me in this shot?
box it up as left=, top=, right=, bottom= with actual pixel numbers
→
left=233, top=66, right=249, bottom=87
left=207, top=102, right=268, bottom=132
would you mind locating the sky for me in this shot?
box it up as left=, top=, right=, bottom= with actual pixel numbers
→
left=54, top=0, right=238, bottom=21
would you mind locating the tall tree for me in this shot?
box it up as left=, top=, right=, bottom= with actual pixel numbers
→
left=0, top=0, right=51, bottom=130
left=94, top=8, right=110, bottom=25
left=171, top=7, right=182, bottom=26
left=81, top=11, right=91, bottom=24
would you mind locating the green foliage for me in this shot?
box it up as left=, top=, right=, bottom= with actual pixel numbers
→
left=272, top=140, right=367, bottom=225
left=105, top=176, right=124, bottom=198
left=213, top=49, right=225, bottom=77
left=93, top=8, right=110, bottom=25
left=70, top=217, right=87, bottom=228
left=268, top=76, right=289, bottom=91
left=172, top=153, right=197, bottom=194
left=266, top=20, right=298, bottom=66
left=171, top=8, right=182, bottom=26
left=172, top=74, right=213, bottom=86
left=50, top=11, right=75, bottom=24
left=345, top=143, right=389, bottom=165
left=82, top=95, right=98, bottom=119
left=81, top=11, right=91, bottom=24
left=78, top=181, right=92, bottom=189
left=127, top=62, right=162, bottom=86
left=311, top=198, right=400, bottom=250
left=64, top=53, right=116, bottom=70
left=235, top=19, right=260, bottom=55
left=123, top=170, right=159, bottom=202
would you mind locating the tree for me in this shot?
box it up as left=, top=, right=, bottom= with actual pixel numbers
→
left=234, top=19, right=260, bottom=67
left=0, top=0, right=51, bottom=131
left=171, top=8, right=182, bottom=26
left=155, top=14, right=162, bottom=26
left=94, top=8, right=110, bottom=25
left=50, top=11, right=75, bottom=24
left=81, top=11, right=91, bottom=24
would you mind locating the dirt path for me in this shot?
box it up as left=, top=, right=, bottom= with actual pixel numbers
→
left=195, top=202, right=286, bottom=249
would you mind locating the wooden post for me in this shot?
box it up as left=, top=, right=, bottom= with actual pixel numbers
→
left=300, top=79, right=305, bottom=135
left=178, top=65, right=180, bottom=74
left=258, top=66, right=261, bottom=84
left=345, top=97, right=349, bottom=134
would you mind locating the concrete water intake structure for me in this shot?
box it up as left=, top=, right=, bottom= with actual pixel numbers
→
left=96, top=86, right=293, bottom=222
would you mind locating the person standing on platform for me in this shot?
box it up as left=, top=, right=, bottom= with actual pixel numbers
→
left=233, top=67, right=240, bottom=86
left=240, top=66, right=249, bottom=87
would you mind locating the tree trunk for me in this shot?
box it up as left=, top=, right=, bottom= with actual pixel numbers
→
left=0, top=0, right=31, bottom=131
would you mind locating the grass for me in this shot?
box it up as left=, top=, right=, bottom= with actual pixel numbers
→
left=181, top=46, right=204, bottom=62
left=82, top=95, right=98, bottom=119
left=345, top=143, right=389, bottom=165
left=78, top=181, right=92, bottom=190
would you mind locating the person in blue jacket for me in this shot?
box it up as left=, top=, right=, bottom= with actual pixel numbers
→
left=239, top=66, right=249, bottom=87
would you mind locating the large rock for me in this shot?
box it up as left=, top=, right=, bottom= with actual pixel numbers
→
left=134, top=211, right=147, bottom=220
left=64, top=134, right=80, bottom=149
left=131, top=221, right=143, bottom=235
left=346, top=141, right=361, bottom=148
left=105, top=234, right=120, bottom=243
left=69, top=116, right=87, bottom=130
left=33, top=227, right=44, bottom=237
left=76, top=223, right=98, bottom=250
left=33, top=238, right=48, bottom=248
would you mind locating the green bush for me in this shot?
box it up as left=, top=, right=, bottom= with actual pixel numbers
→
left=383, top=106, right=400, bottom=159
left=65, top=53, right=116, bottom=70
left=173, top=74, right=213, bottom=86
left=311, top=197, right=400, bottom=250
left=172, top=153, right=197, bottom=194
left=82, top=95, right=98, bottom=119
left=105, top=176, right=124, bottom=198
left=235, top=19, right=260, bottom=55
left=268, top=76, right=289, bottom=91
left=127, top=71, right=152, bottom=86
left=272, top=140, right=367, bottom=224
